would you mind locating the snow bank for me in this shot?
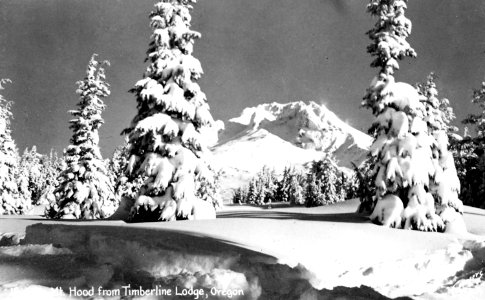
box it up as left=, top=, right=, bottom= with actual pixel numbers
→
left=1, top=200, right=485, bottom=299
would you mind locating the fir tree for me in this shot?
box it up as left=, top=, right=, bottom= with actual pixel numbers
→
left=311, top=155, right=344, bottom=205
left=276, top=166, right=292, bottom=202
left=416, top=73, right=458, bottom=138
left=305, top=173, right=322, bottom=207
left=0, top=79, right=30, bottom=215
left=363, top=0, right=462, bottom=231
left=458, top=79, right=485, bottom=207
left=123, top=0, right=218, bottom=221
left=38, top=149, right=65, bottom=205
left=464, top=80, right=485, bottom=139
left=46, top=55, right=116, bottom=219
left=18, top=146, right=46, bottom=204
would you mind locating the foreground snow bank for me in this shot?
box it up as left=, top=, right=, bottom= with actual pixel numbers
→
left=0, top=223, right=408, bottom=300
left=1, top=200, right=485, bottom=299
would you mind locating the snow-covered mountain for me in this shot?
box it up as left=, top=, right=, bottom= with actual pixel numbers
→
left=209, top=101, right=373, bottom=201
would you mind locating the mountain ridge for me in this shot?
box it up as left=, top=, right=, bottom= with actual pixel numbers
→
left=210, top=101, right=373, bottom=201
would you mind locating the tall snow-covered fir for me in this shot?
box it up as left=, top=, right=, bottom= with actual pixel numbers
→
left=0, top=79, right=30, bottom=215
left=122, top=0, right=218, bottom=221
left=46, top=55, right=117, bottom=219
left=363, top=0, right=463, bottom=231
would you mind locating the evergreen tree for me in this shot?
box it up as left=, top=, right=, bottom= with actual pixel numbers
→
left=311, top=155, right=344, bottom=205
left=416, top=73, right=458, bottom=138
left=305, top=173, right=322, bottom=207
left=363, top=0, right=462, bottom=231
left=123, top=0, right=217, bottom=221
left=291, top=178, right=305, bottom=205
left=46, top=55, right=116, bottom=219
left=246, top=180, right=256, bottom=204
left=418, top=73, right=462, bottom=214
left=38, top=149, right=65, bottom=205
left=276, top=166, right=292, bottom=202
left=107, top=143, right=131, bottom=199
left=464, top=80, right=485, bottom=140
left=0, top=79, right=30, bottom=215
left=195, top=166, right=222, bottom=209
left=18, top=146, right=46, bottom=204
left=459, top=79, right=485, bottom=207
left=353, top=159, right=376, bottom=213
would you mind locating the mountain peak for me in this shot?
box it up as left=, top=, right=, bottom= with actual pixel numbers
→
left=212, top=101, right=372, bottom=201
left=224, top=101, right=371, bottom=151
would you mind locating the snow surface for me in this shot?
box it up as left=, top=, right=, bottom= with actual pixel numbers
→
left=1, top=200, right=485, bottom=299
left=212, top=101, right=372, bottom=201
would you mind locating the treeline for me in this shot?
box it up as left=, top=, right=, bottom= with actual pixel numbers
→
left=233, top=155, right=358, bottom=207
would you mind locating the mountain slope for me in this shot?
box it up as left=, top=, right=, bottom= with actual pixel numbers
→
left=211, top=101, right=373, bottom=201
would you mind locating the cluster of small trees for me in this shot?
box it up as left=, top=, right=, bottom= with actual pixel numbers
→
left=17, top=147, right=65, bottom=206
left=233, top=155, right=357, bottom=207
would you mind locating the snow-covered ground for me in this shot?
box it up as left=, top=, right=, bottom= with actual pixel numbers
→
left=1, top=199, right=485, bottom=299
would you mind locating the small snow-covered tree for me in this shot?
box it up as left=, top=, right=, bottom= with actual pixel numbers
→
left=18, top=146, right=46, bottom=204
left=0, top=79, right=30, bottom=215
left=416, top=73, right=458, bottom=138
left=195, top=166, right=222, bottom=209
left=310, top=155, right=345, bottom=204
left=305, top=172, right=322, bottom=207
left=363, top=0, right=462, bottom=231
left=275, top=166, right=292, bottom=202
left=38, top=150, right=65, bottom=206
left=122, top=0, right=218, bottom=221
left=46, top=55, right=116, bottom=219
left=464, top=80, right=485, bottom=139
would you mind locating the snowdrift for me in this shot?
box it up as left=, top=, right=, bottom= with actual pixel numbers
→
left=1, top=200, right=485, bottom=299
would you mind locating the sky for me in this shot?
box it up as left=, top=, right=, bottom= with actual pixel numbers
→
left=1, top=0, right=485, bottom=157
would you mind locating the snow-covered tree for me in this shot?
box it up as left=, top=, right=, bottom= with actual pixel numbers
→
left=195, top=166, right=222, bottom=209
left=122, top=0, right=218, bottom=221
left=457, top=79, right=485, bottom=207
left=305, top=172, right=322, bottom=207
left=464, top=80, right=485, bottom=139
left=276, top=166, right=292, bottom=202
left=46, top=55, right=116, bottom=219
left=0, top=79, right=30, bottom=215
left=310, top=155, right=345, bottom=204
left=38, top=149, right=66, bottom=206
left=363, top=0, right=463, bottom=231
left=416, top=73, right=458, bottom=138
left=289, top=174, right=305, bottom=205
left=17, top=146, right=47, bottom=204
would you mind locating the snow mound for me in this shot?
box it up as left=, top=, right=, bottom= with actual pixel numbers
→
left=1, top=200, right=485, bottom=299
left=212, top=101, right=372, bottom=201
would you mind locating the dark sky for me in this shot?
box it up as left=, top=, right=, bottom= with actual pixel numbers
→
left=1, top=0, right=484, bottom=157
